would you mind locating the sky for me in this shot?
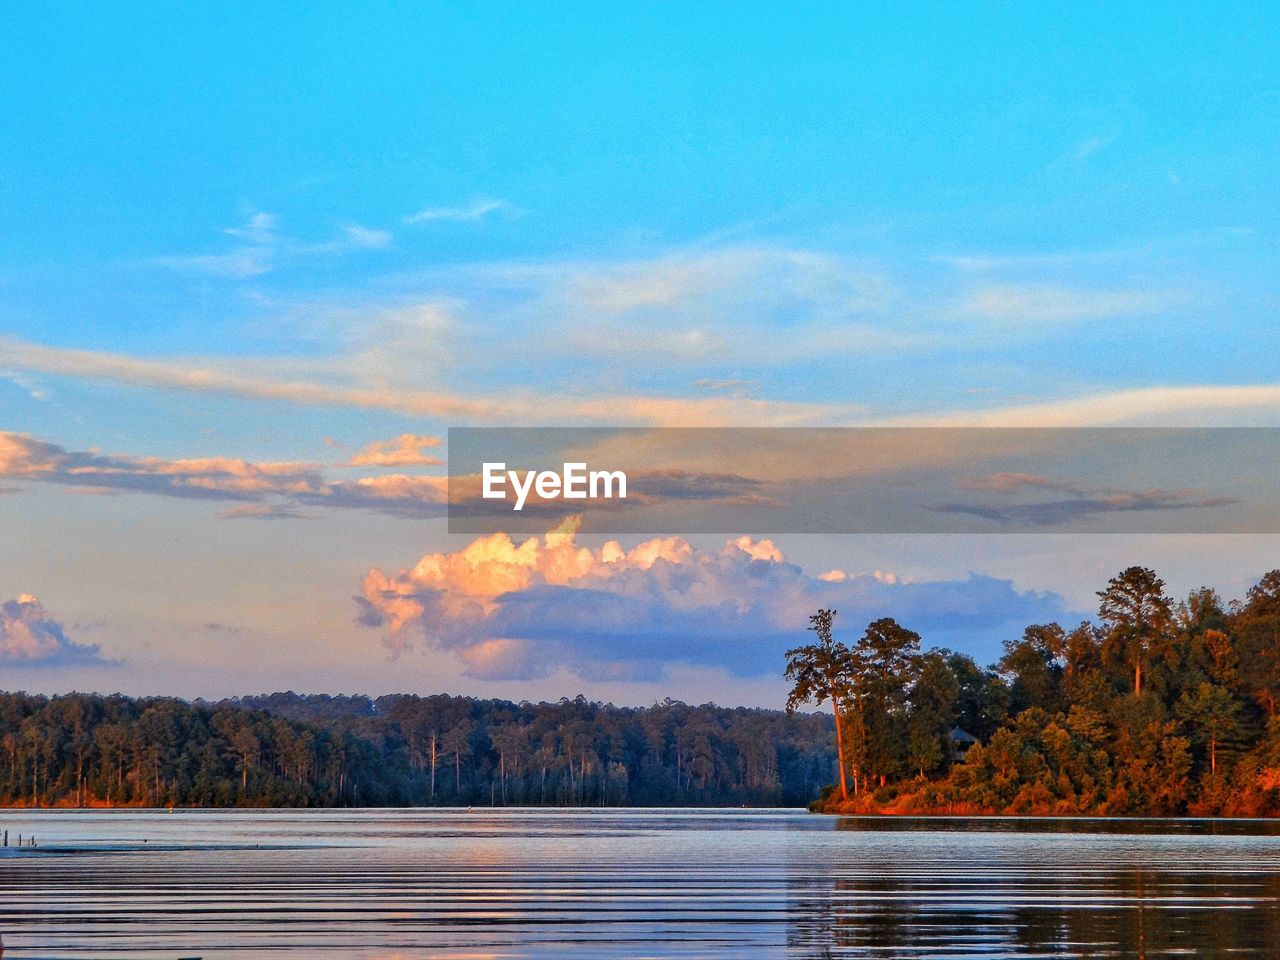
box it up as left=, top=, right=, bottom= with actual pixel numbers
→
left=1, top=4, right=1279, bottom=705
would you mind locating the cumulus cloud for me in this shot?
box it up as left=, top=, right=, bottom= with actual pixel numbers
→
left=0, top=596, right=110, bottom=667
left=348, top=434, right=444, bottom=467
left=356, top=517, right=1070, bottom=681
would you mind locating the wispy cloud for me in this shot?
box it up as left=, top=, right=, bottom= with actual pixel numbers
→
left=959, top=284, right=1169, bottom=324
left=956, top=472, right=1085, bottom=495
left=1072, top=134, right=1116, bottom=163
left=887, top=385, right=1280, bottom=427
left=0, top=335, right=856, bottom=426
left=155, top=211, right=392, bottom=276
left=941, top=470, right=1238, bottom=527
left=217, top=503, right=311, bottom=521
left=0, top=431, right=449, bottom=519
left=937, top=488, right=1238, bottom=527
left=403, top=199, right=506, bottom=224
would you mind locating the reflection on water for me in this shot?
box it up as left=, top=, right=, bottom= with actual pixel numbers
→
left=0, top=809, right=1277, bottom=958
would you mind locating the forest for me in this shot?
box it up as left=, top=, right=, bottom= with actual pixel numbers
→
left=788, top=567, right=1280, bottom=816
left=0, top=690, right=835, bottom=808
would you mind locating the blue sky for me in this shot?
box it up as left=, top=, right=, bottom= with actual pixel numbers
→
left=2, top=4, right=1278, bottom=702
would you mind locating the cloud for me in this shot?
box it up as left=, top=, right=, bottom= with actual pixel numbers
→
left=936, top=488, right=1238, bottom=527
left=404, top=199, right=506, bottom=223
left=942, top=471, right=1239, bottom=527
left=355, top=517, right=1070, bottom=681
left=888, top=385, right=1280, bottom=427
left=956, top=472, right=1085, bottom=495
left=348, top=434, right=444, bottom=467
left=0, top=595, right=111, bottom=667
left=218, top=503, right=311, bottom=521
left=1071, top=135, right=1116, bottom=163
left=155, top=211, right=392, bottom=277
left=223, top=211, right=278, bottom=245
left=4, top=227, right=1270, bottom=430
left=540, top=247, right=907, bottom=364
left=0, top=431, right=448, bottom=519
left=0, top=335, right=855, bottom=426
left=156, top=210, right=278, bottom=276
left=959, top=284, right=1167, bottom=324
left=301, top=225, right=393, bottom=255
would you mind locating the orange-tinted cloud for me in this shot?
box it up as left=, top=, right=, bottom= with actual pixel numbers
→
left=356, top=517, right=1069, bottom=681
left=348, top=434, right=444, bottom=467
left=0, top=431, right=448, bottom=519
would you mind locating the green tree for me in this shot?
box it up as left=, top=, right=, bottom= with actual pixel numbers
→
left=854, top=617, right=922, bottom=786
left=907, top=651, right=959, bottom=778
left=1176, top=682, right=1244, bottom=775
left=1000, top=623, right=1066, bottom=715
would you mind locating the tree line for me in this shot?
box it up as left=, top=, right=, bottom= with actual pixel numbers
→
left=786, top=566, right=1280, bottom=816
left=0, top=691, right=835, bottom=808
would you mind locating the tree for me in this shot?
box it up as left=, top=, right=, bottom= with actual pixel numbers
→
left=854, top=617, right=922, bottom=786
left=907, top=652, right=959, bottom=778
left=1000, top=624, right=1066, bottom=715
left=1235, top=570, right=1280, bottom=716
left=785, top=609, right=855, bottom=801
left=943, top=650, right=1008, bottom=741
left=1098, top=566, right=1174, bottom=696
left=1176, top=682, right=1244, bottom=775
left=442, top=720, right=475, bottom=798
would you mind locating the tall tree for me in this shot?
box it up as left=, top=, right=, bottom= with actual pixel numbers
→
left=1235, top=570, right=1280, bottom=716
left=1176, top=682, right=1244, bottom=775
left=907, top=651, right=959, bottom=778
left=854, top=617, right=922, bottom=785
left=1098, top=566, right=1174, bottom=696
left=785, top=609, right=855, bottom=801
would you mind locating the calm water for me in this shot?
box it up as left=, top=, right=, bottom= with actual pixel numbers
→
left=0, top=809, right=1278, bottom=959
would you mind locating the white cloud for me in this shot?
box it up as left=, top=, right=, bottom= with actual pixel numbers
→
left=404, top=199, right=506, bottom=223
left=1072, top=135, right=1115, bottom=162
left=959, top=284, right=1168, bottom=324
left=155, top=212, right=392, bottom=276
left=888, top=385, right=1280, bottom=427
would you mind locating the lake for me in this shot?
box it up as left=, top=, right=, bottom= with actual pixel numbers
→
left=0, top=808, right=1278, bottom=958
